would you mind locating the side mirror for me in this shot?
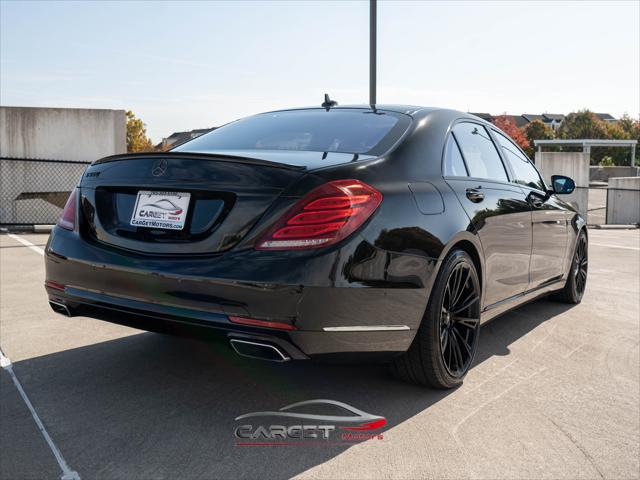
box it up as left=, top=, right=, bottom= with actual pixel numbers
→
left=551, top=175, right=575, bottom=195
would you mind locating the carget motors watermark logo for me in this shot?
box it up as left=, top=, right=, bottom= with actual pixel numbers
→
left=234, top=399, right=387, bottom=446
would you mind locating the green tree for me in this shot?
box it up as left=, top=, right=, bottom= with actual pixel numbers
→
left=616, top=114, right=640, bottom=166
left=557, top=110, right=609, bottom=140
left=598, top=156, right=615, bottom=167
left=523, top=120, right=555, bottom=158
left=558, top=110, right=611, bottom=165
left=601, top=118, right=640, bottom=166
left=126, top=110, right=154, bottom=152
left=617, top=114, right=640, bottom=136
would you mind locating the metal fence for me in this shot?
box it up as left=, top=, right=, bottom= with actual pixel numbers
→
left=1, top=157, right=638, bottom=227
left=0, top=158, right=90, bottom=225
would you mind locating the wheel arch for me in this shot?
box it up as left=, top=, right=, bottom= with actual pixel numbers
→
left=434, top=232, right=485, bottom=304
left=569, top=224, right=589, bottom=272
left=564, top=217, right=588, bottom=279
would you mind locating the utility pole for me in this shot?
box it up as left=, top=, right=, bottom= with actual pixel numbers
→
left=369, top=0, right=377, bottom=106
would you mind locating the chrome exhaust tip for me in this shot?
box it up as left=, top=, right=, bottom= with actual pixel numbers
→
left=49, top=300, right=71, bottom=317
left=229, top=339, right=290, bottom=362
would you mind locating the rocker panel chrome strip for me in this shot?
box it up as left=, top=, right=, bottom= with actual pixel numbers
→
left=322, top=325, right=410, bottom=332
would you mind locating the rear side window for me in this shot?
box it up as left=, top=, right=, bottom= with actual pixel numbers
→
left=174, top=109, right=411, bottom=156
left=452, top=122, right=508, bottom=182
left=494, top=131, right=546, bottom=191
left=444, top=135, right=468, bottom=176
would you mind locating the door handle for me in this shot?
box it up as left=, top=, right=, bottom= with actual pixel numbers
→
left=466, top=188, right=484, bottom=203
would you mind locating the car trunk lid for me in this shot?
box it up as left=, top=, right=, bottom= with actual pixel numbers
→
left=79, top=152, right=310, bottom=255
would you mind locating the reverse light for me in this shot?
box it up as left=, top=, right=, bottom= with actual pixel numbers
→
left=256, top=180, right=383, bottom=250
left=57, top=189, right=78, bottom=231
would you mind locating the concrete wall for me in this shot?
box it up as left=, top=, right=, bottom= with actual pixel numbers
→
left=607, top=177, right=640, bottom=225
left=0, top=106, right=126, bottom=161
left=590, top=166, right=640, bottom=183
left=0, top=106, right=126, bottom=224
left=535, top=152, right=590, bottom=221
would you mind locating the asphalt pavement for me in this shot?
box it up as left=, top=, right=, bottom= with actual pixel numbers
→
left=1, top=229, right=638, bottom=480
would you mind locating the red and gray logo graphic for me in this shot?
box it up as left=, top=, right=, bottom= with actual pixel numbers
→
left=234, top=399, right=387, bottom=445
left=140, top=199, right=183, bottom=215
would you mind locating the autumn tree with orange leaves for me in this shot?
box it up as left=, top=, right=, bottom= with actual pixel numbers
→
left=493, top=115, right=529, bottom=153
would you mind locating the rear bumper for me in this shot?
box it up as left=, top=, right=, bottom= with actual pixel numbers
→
left=45, top=226, right=436, bottom=359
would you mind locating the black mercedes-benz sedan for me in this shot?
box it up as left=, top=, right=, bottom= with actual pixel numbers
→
left=44, top=105, right=587, bottom=388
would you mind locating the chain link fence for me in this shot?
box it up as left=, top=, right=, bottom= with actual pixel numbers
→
left=1, top=157, right=638, bottom=227
left=0, top=158, right=90, bottom=225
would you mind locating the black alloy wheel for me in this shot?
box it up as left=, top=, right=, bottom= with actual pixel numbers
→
left=440, top=262, right=481, bottom=378
left=574, top=233, right=588, bottom=296
left=554, top=230, right=588, bottom=304
left=392, top=250, right=481, bottom=389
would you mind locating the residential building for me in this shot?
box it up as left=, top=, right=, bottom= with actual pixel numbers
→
left=471, top=112, right=615, bottom=130
left=594, top=113, right=616, bottom=122
left=156, top=127, right=215, bottom=151
left=469, top=112, right=493, bottom=123
left=503, top=115, right=530, bottom=128
left=540, top=114, right=565, bottom=130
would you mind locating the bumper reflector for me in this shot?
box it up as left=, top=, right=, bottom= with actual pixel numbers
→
left=45, top=280, right=66, bottom=292
left=228, top=316, right=297, bottom=331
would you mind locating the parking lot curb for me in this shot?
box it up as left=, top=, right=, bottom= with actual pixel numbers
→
left=588, top=224, right=640, bottom=230
left=0, top=225, right=54, bottom=234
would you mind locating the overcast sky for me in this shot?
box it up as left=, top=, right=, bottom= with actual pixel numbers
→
left=1, top=0, right=638, bottom=142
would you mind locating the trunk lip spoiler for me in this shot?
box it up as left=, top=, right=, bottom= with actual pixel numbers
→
left=91, top=151, right=308, bottom=171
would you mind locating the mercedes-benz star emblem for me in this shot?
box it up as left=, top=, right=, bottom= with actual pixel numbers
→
left=152, top=159, right=168, bottom=177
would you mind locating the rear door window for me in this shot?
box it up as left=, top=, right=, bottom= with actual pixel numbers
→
left=444, top=135, right=468, bottom=176
left=452, top=122, right=508, bottom=182
left=494, top=131, right=546, bottom=191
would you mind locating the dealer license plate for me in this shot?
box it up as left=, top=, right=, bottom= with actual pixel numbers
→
left=130, top=191, right=191, bottom=230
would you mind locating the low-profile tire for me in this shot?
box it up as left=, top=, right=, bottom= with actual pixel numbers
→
left=553, top=230, right=588, bottom=304
left=392, top=249, right=481, bottom=389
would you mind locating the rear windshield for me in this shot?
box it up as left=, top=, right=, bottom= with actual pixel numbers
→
left=174, top=109, right=411, bottom=156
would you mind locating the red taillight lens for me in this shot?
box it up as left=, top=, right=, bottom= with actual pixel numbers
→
left=57, top=189, right=78, bottom=231
left=256, top=180, right=382, bottom=250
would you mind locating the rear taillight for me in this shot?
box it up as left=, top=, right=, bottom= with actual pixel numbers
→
left=256, top=180, right=382, bottom=250
left=57, top=189, right=78, bottom=231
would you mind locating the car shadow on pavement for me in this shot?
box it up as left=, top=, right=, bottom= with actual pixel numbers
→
left=7, top=299, right=573, bottom=480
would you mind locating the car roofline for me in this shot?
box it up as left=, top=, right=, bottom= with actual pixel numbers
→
left=252, top=106, right=496, bottom=127
left=258, top=105, right=437, bottom=117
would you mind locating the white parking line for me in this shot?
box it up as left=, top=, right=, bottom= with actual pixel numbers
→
left=6, top=233, right=45, bottom=256
left=0, top=349, right=80, bottom=480
left=590, top=243, right=640, bottom=251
